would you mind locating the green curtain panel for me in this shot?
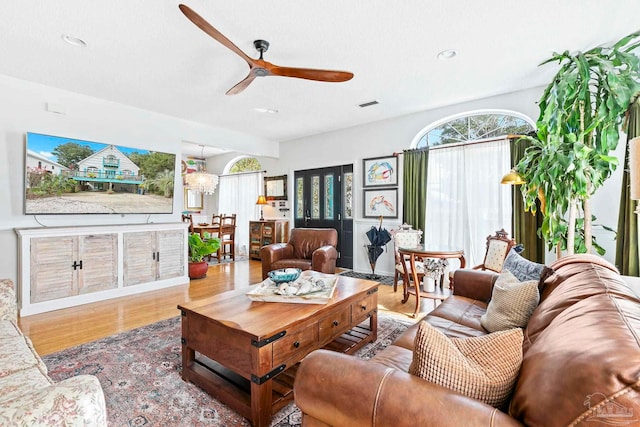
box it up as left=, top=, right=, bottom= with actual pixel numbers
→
left=402, top=149, right=428, bottom=233
left=510, top=138, right=545, bottom=263
left=615, top=97, right=640, bottom=276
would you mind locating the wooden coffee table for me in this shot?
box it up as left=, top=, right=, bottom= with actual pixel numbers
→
left=177, top=271, right=378, bottom=427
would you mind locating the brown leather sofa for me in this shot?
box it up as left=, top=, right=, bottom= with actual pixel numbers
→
left=294, top=254, right=640, bottom=426
left=260, top=228, right=338, bottom=279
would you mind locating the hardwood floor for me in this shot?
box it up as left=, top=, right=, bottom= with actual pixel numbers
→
left=19, top=260, right=433, bottom=356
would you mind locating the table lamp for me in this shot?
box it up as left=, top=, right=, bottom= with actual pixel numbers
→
left=256, top=195, right=268, bottom=221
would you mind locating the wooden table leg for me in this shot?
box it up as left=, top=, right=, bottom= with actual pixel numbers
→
left=180, top=311, right=194, bottom=380
left=410, top=255, right=421, bottom=318
left=251, top=380, right=273, bottom=427
left=371, top=310, right=378, bottom=342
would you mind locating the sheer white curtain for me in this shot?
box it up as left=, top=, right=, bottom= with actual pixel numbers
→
left=424, top=139, right=511, bottom=267
left=217, top=172, right=263, bottom=257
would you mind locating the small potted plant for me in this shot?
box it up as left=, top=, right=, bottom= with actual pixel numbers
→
left=188, top=233, right=220, bottom=279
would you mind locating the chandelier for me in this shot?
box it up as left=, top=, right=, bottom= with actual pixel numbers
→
left=185, top=171, right=218, bottom=194
left=185, top=146, right=219, bottom=194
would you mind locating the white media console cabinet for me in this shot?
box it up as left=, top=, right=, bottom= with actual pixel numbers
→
left=16, top=222, right=189, bottom=316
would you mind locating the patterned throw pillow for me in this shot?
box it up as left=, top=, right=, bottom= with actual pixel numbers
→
left=480, top=270, right=540, bottom=332
left=502, top=248, right=547, bottom=282
left=409, top=321, right=523, bottom=408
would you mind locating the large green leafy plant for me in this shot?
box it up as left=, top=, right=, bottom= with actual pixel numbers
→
left=188, top=233, right=220, bottom=262
left=517, top=31, right=640, bottom=256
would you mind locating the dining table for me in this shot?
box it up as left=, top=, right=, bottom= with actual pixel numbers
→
left=192, top=223, right=221, bottom=238
left=397, top=245, right=466, bottom=318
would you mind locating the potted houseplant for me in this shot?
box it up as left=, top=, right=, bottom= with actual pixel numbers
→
left=188, top=232, right=220, bottom=279
left=516, top=30, right=640, bottom=256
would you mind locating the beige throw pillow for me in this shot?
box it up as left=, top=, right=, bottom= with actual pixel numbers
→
left=409, top=321, right=523, bottom=407
left=480, top=270, right=540, bottom=332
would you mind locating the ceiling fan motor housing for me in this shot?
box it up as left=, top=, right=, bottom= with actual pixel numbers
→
left=253, top=39, right=270, bottom=55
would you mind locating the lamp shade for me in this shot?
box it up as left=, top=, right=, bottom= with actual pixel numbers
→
left=256, top=195, right=268, bottom=205
left=629, top=137, right=640, bottom=200
left=500, top=169, right=525, bottom=185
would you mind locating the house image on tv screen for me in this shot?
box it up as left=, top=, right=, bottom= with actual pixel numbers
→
left=74, top=145, right=143, bottom=192
left=24, top=132, right=176, bottom=215
left=26, top=150, right=70, bottom=176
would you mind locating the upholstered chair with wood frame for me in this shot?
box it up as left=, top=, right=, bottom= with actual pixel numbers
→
left=473, top=228, right=516, bottom=272
left=390, top=225, right=424, bottom=292
left=447, top=229, right=515, bottom=291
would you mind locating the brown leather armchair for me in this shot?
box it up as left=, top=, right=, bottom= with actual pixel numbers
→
left=260, top=228, right=338, bottom=279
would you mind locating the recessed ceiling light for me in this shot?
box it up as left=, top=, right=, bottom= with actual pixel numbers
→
left=254, top=107, right=279, bottom=114
left=437, top=49, right=457, bottom=60
left=61, top=34, right=87, bottom=47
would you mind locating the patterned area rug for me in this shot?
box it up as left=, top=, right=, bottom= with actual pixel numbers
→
left=43, top=312, right=413, bottom=427
left=340, top=270, right=395, bottom=286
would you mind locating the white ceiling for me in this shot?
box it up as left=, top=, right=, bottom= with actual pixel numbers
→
left=1, top=1, right=639, bottom=148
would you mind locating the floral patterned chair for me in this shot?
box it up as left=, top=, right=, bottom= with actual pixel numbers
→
left=0, top=279, right=107, bottom=426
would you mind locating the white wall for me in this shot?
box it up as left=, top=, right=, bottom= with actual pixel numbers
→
left=1, top=76, right=628, bottom=283
left=0, top=75, right=278, bottom=283
left=273, top=86, right=627, bottom=275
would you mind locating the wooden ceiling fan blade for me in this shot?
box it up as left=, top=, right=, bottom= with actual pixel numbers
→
left=178, top=4, right=254, bottom=66
left=270, top=66, right=354, bottom=82
left=225, top=73, right=257, bottom=95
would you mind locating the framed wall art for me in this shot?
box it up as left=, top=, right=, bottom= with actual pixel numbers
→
left=264, top=175, right=287, bottom=200
left=363, top=155, right=397, bottom=187
left=363, top=188, right=398, bottom=218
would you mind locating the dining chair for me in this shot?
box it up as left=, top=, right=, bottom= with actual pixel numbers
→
left=391, top=225, right=424, bottom=292
left=211, top=213, right=222, bottom=228
left=217, top=214, right=237, bottom=261
left=181, top=213, right=194, bottom=233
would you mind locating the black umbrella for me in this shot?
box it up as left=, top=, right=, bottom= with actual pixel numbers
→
left=365, top=216, right=392, bottom=278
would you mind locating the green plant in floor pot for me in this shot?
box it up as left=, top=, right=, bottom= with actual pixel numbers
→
left=188, top=232, right=220, bottom=279
left=516, top=31, right=640, bottom=257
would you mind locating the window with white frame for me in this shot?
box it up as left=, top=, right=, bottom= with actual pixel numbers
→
left=217, top=156, right=263, bottom=257
left=414, top=111, right=534, bottom=266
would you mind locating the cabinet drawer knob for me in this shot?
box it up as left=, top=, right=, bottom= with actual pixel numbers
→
left=361, top=305, right=367, bottom=311
left=332, top=320, right=339, bottom=327
left=293, top=341, right=300, bottom=348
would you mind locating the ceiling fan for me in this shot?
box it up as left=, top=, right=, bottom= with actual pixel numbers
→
left=178, top=4, right=354, bottom=95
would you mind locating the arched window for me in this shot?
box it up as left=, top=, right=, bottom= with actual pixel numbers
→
left=226, top=156, right=262, bottom=174
left=414, top=110, right=534, bottom=148
left=414, top=110, right=534, bottom=266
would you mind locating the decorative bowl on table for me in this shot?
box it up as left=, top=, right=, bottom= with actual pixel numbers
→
left=268, top=268, right=302, bottom=284
left=197, top=223, right=209, bottom=226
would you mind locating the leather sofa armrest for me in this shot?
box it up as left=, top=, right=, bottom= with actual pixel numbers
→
left=295, top=350, right=522, bottom=427
left=311, top=246, right=338, bottom=274
left=452, top=269, right=498, bottom=302
left=260, top=243, right=295, bottom=279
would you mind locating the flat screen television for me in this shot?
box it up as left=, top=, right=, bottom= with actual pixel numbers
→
left=25, top=132, right=177, bottom=215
